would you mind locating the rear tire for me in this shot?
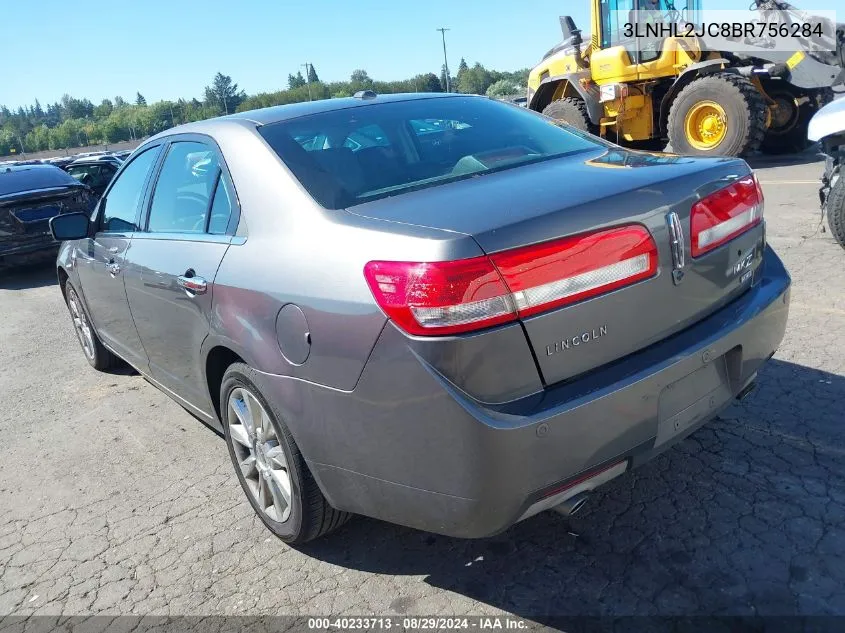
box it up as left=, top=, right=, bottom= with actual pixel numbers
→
left=64, top=282, right=118, bottom=371
left=760, top=88, right=829, bottom=155
left=827, top=175, right=845, bottom=250
left=761, top=122, right=811, bottom=155
left=221, top=363, right=351, bottom=544
left=667, top=73, right=766, bottom=157
left=542, top=97, right=597, bottom=134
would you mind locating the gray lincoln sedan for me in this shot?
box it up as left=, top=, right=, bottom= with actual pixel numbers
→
left=50, top=93, right=790, bottom=544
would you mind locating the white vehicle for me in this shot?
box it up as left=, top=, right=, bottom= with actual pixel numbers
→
left=810, top=98, right=845, bottom=250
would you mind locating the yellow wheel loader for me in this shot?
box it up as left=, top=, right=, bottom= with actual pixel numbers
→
left=527, top=0, right=845, bottom=156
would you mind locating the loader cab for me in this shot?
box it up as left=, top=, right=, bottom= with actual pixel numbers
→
left=593, top=0, right=701, bottom=74
left=597, top=0, right=701, bottom=48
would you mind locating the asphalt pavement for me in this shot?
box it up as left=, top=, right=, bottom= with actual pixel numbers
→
left=0, top=155, right=843, bottom=623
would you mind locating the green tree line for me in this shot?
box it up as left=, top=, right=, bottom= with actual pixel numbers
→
left=1, top=64, right=528, bottom=156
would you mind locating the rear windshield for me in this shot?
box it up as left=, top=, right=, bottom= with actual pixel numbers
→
left=259, top=96, right=603, bottom=209
left=0, top=165, right=80, bottom=197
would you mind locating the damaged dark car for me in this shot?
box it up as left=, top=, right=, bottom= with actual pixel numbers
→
left=1, top=164, right=96, bottom=268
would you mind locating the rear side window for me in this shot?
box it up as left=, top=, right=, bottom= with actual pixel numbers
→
left=259, top=96, right=602, bottom=209
left=100, top=147, right=160, bottom=233
left=147, top=142, right=220, bottom=233
left=208, top=173, right=235, bottom=234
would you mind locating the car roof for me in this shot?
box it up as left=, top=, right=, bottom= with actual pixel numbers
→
left=231, top=92, right=472, bottom=125
left=68, top=156, right=120, bottom=165
left=148, top=93, right=481, bottom=142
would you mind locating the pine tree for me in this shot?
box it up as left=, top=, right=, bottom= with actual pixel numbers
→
left=307, top=64, right=319, bottom=83
left=288, top=72, right=306, bottom=89
left=203, top=72, right=246, bottom=114
left=456, top=58, right=469, bottom=85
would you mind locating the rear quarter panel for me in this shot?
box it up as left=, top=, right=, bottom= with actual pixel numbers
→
left=202, top=121, right=486, bottom=392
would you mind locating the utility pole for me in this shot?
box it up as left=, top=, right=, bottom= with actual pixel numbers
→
left=302, top=63, right=313, bottom=101
left=437, top=28, right=451, bottom=92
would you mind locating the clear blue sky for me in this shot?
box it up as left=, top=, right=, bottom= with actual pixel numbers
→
left=2, top=0, right=838, bottom=110
left=2, top=0, right=576, bottom=109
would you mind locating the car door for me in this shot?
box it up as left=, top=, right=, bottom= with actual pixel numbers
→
left=74, top=145, right=162, bottom=370
left=123, top=137, right=236, bottom=413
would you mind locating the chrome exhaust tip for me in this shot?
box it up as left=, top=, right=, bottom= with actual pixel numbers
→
left=553, top=492, right=590, bottom=517
left=737, top=380, right=758, bottom=402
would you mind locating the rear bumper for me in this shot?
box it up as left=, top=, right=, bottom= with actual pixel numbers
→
left=254, top=246, right=791, bottom=538
left=0, top=236, right=58, bottom=265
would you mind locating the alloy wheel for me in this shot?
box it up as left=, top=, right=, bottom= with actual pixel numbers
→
left=227, top=387, right=292, bottom=523
left=67, top=288, right=95, bottom=360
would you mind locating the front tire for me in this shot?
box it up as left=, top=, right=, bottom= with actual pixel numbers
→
left=64, top=282, right=118, bottom=371
left=221, top=363, right=350, bottom=544
left=667, top=73, right=766, bottom=157
left=542, top=97, right=597, bottom=134
left=827, top=174, right=845, bottom=250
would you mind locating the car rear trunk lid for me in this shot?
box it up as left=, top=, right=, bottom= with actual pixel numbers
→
left=351, top=148, right=765, bottom=386
left=0, top=185, right=93, bottom=254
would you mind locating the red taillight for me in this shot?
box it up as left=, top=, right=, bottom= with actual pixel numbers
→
left=489, top=225, right=658, bottom=319
left=363, top=257, right=516, bottom=336
left=691, top=175, right=764, bottom=258
left=364, top=224, right=658, bottom=336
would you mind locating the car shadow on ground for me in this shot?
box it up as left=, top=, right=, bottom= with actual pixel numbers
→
left=301, top=358, right=845, bottom=619
left=747, top=150, right=825, bottom=170
left=0, top=260, right=58, bottom=290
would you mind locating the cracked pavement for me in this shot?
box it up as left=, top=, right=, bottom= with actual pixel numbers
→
left=0, top=156, right=843, bottom=622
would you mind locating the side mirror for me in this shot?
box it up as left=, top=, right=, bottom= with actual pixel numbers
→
left=560, top=16, right=582, bottom=47
left=50, top=212, right=90, bottom=241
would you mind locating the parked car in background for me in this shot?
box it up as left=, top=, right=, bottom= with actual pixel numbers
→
left=809, top=97, right=845, bottom=250
left=70, top=154, right=123, bottom=168
left=50, top=93, right=789, bottom=544
left=47, top=156, right=76, bottom=170
left=65, top=157, right=121, bottom=198
left=75, top=151, right=109, bottom=158
left=1, top=164, right=95, bottom=267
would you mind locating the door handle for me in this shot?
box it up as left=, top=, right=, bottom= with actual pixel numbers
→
left=107, top=260, right=121, bottom=276
left=177, top=271, right=207, bottom=295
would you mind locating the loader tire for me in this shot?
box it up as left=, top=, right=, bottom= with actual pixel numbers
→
left=668, top=73, right=766, bottom=157
left=828, top=175, right=845, bottom=250
left=542, top=98, right=597, bottom=135
left=761, top=122, right=811, bottom=155
left=761, top=89, right=813, bottom=155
